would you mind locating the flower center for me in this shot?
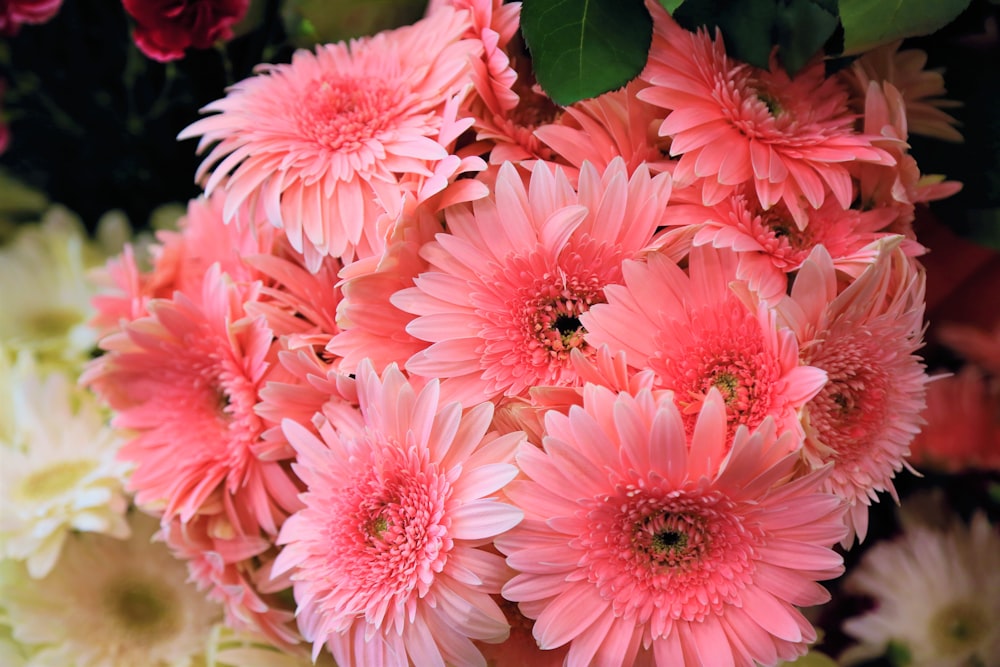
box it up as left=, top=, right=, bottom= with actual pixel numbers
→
left=929, top=601, right=989, bottom=657
left=298, top=78, right=403, bottom=152
left=576, top=485, right=759, bottom=628
left=25, top=307, right=83, bottom=339
left=103, top=577, right=181, bottom=642
left=16, top=461, right=97, bottom=501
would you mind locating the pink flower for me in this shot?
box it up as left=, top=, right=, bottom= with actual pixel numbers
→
left=0, top=0, right=61, bottom=36
left=668, top=192, right=889, bottom=303
left=844, top=40, right=963, bottom=143
left=273, top=362, right=524, bottom=665
left=535, top=79, right=673, bottom=178
left=392, top=158, right=674, bottom=406
left=0, top=79, right=9, bottom=154
left=909, top=367, right=1000, bottom=473
left=84, top=266, right=297, bottom=536
left=497, top=385, right=846, bottom=666
left=122, top=0, right=249, bottom=62
left=179, top=7, right=482, bottom=267
left=778, top=240, right=928, bottom=543
left=583, top=245, right=827, bottom=443
left=639, top=6, right=894, bottom=227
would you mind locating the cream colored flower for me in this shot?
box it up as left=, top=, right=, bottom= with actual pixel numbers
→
left=842, top=512, right=1000, bottom=666
left=0, top=512, right=223, bottom=667
left=0, top=353, right=131, bottom=578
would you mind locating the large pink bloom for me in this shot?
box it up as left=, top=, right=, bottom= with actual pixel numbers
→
left=84, top=266, right=297, bottom=536
left=583, top=245, right=827, bottom=442
left=392, top=158, right=674, bottom=406
left=179, top=7, right=482, bottom=267
left=778, top=240, right=928, bottom=543
left=639, top=6, right=893, bottom=227
left=122, top=0, right=249, bottom=62
left=273, top=362, right=524, bottom=665
left=497, top=385, right=847, bottom=666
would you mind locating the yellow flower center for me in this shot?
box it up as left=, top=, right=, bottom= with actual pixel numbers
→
left=16, top=461, right=97, bottom=501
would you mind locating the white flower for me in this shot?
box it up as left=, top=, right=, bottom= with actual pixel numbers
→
left=204, top=626, right=334, bottom=667
left=0, top=353, right=131, bottom=578
left=841, top=512, right=1000, bottom=666
left=0, top=206, right=108, bottom=369
left=0, top=512, right=223, bottom=667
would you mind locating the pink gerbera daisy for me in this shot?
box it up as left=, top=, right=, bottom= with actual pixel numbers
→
left=273, top=361, right=524, bottom=665
left=392, top=158, right=674, bottom=406
left=497, top=385, right=847, bottom=666
left=583, top=245, right=827, bottom=442
left=639, top=5, right=893, bottom=227
left=778, top=239, right=928, bottom=543
left=665, top=191, right=893, bottom=303
left=84, top=266, right=296, bottom=536
left=179, top=7, right=481, bottom=267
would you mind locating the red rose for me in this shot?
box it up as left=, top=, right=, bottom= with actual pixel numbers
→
left=121, top=0, right=250, bottom=62
left=0, top=0, right=63, bottom=36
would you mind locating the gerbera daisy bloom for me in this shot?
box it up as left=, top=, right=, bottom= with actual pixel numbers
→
left=936, top=320, right=1000, bottom=375
left=273, top=361, right=524, bottom=665
left=83, top=266, right=296, bottom=536
left=161, top=510, right=302, bottom=649
left=908, top=367, right=1000, bottom=473
left=841, top=512, right=1000, bottom=667
left=393, top=158, right=674, bottom=406
left=0, top=0, right=62, bottom=36
left=778, top=240, right=928, bottom=543
left=497, top=385, right=846, bottom=666
left=583, top=245, right=827, bottom=442
left=667, top=191, right=889, bottom=303
left=639, top=5, right=894, bottom=227
left=0, top=206, right=106, bottom=367
left=0, top=512, right=223, bottom=667
left=179, top=6, right=482, bottom=267
left=0, top=354, right=130, bottom=578
left=844, top=39, right=963, bottom=142
left=852, top=81, right=961, bottom=236
left=535, top=78, right=673, bottom=178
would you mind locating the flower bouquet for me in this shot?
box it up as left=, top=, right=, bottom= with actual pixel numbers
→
left=1, top=0, right=998, bottom=666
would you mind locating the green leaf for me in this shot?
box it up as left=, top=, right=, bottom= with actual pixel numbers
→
left=658, top=0, right=686, bottom=11
left=672, top=0, right=777, bottom=69
left=774, top=0, right=840, bottom=75
left=520, top=0, right=653, bottom=106
left=839, top=0, right=972, bottom=54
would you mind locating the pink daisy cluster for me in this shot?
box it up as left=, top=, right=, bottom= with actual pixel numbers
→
left=86, top=1, right=961, bottom=664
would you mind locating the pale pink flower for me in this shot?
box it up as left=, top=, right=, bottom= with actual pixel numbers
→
left=497, top=385, right=846, bottom=666
left=84, top=266, right=298, bottom=536
left=535, top=79, right=673, bottom=178
left=778, top=240, right=928, bottom=543
left=852, top=81, right=962, bottom=235
left=326, top=198, right=447, bottom=374
left=639, top=5, right=894, bottom=227
left=273, top=362, right=524, bottom=665
left=844, top=40, right=963, bottom=142
left=909, top=367, right=1000, bottom=473
left=668, top=191, right=890, bottom=303
left=162, top=511, right=303, bottom=649
left=392, top=159, right=674, bottom=406
left=179, top=7, right=482, bottom=267
left=583, top=245, right=827, bottom=442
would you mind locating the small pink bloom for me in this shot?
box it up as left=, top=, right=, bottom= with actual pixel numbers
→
left=273, top=362, right=524, bottom=665
left=122, top=0, right=249, bottom=62
left=497, top=385, right=846, bottom=666
left=393, top=158, right=674, bottom=406
left=583, top=245, right=827, bottom=443
left=0, top=0, right=61, bottom=36
left=639, top=5, right=893, bottom=227
left=179, top=7, right=482, bottom=267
